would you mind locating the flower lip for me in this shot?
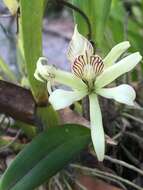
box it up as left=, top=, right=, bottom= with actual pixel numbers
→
left=72, top=52, right=104, bottom=84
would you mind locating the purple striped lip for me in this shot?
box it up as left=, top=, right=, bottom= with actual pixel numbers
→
left=72, top=53, right=104, bottom=81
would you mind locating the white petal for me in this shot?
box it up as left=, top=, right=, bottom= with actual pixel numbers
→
left=34, top=57, right=52, bottom=82
left=97, top=84, right=136, bottom=106
left=34, top=69, right=45, bottom=82
left=34, top=57, right=86, bottom=91
left=89, top=94, right=105, bottom=161
left=103, top=41, right=130, bottom=68
left=49, top=89, right=87, bottom=110
left=95, top=52, right=142, bottom=89
left=67, top=25, right=93, bottom=64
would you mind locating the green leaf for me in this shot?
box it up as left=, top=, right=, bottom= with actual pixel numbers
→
left=0, top=57, right=17, bottom=81
left=94, top=0, right=112, bottom=47
left=72, top=0, right=111, bottom=48
left=108, top=0, right=143, bottom=76
left=0, top=124, right=90, bottom=190
left=72, top=0, right=96, bottom=39
left=20, top=0, right=48, bottom=104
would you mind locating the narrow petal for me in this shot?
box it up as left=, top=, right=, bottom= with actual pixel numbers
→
left=89, top=94, right=105, bottom=161
left=97, top=84, right=136, bottom=106
left=72, top=54, right=104, bottom=81
left=49, top=89, right=87, bottom=110
left=95, top=52, right=142, bottom=89
left=67, top=25, right=93, bottom=64
left=103, top=41, right=130, bottom=68
left=34, top=57, right=86, bottom=91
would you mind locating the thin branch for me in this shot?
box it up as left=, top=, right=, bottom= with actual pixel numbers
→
left=70, top=164, right=143, bottom=190
left=121, top=144, right=140, bottom=166
left=124, top=131, right=143, bottom=150
left=122, top=112, right=143, bottom=126
left=54, top=177, right=63, bottom=190
left=105, top=155, right=143, bottom=176
left=87, top=171, right=127, bottom=190
left=65, top=171, right=87, bottom=190
left=48, top=178, right=54, bottom=190
left=54, top=0, right=92, bottom=41
left=63, top=177, right=73, bottom=190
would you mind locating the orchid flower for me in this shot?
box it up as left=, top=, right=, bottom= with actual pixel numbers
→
left=34, top=26, right=142, bottom=161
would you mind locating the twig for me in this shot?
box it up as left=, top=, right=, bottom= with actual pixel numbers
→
left=105, top=155, right=143, bottom=176
left=112, top=121, right=127, bottom=140
left=48, top=178, right=54, bottom=190
left=122, top=113, right=143, bottom=126
left=63, top=177, right=73, bottom=190
left=65, top=171, right=87, bottom=190
left=54, top=0, right=92, bottom=41
left=70, top=164, right=143, bottom=190
left=121, top=144, right=140, bottom=166
left=54, top=176, right=63, bottom=190
left=124, top=132, right=143, bottom=150
left=86, top=171, right=127, bottom=190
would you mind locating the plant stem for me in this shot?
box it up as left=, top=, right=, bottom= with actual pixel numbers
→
left=54, top=0, right=92, bottom=41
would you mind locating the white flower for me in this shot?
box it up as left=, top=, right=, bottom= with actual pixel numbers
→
left=34, top=25, right=142, bottom=161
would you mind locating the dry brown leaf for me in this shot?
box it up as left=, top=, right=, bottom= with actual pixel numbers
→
left=59, top=108, right=90, bottom=127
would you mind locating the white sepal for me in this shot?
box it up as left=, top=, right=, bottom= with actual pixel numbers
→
left=97, top=84, right=136, bottom=106
left=67, top=25, right=93, bottom=64
left=89, top=94, right=105, bottom=161
left=49, top=89, right=87, bottom=110
left=95, top=52, right=142, bottom=89
left=103, top=41, right=130, bottom=68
